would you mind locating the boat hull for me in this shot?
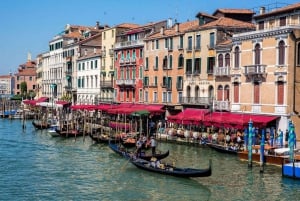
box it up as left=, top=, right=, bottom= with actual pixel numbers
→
left=131, top=158, right=212, bottom=178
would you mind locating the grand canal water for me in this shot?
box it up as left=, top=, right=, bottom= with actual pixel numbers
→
left=1, top=119, right=300, bottom=201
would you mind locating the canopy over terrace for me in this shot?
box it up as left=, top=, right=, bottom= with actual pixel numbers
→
left=70, top=104, right=114, bottom=112
left=167, top=108, right=209, bottom=125
left=23, top=97, right=49, bottom=106
left=106, top=103, right=165, bottom=115
left=203, top=112, right=278, bottom=129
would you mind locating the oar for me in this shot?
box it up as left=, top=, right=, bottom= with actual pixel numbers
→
left=120, top=148, right=138, bottom=171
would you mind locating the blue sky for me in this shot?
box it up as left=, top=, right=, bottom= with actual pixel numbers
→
left=0, top=0, right=299, bottom=75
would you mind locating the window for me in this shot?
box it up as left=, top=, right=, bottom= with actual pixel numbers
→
left=78, top=63, right=81, bottom=71
left=178, top=92, right=182, bottom=103
left=155, top=56, right=158, bottom=69
left=165, top=38, right=168, bottom=48
left=187, top=36, right=192, bottom=50
left=145, top=91, right=149, bottom=103
left=196, top=35, right=201, bottom=49
left=194, top=58, right=201, bottom=74
left=82, top=63, right=85, bottom=70
left=278, top=40, right=285, bottom=65
left=132, top=68, right=136, bottom=79
left=277, top=81, right=284, bottom=105
left=144, top=76, right=149, bottom=86
left=186, top=59, right=192, bottom=74
left=179, top=36, right=183, bottom=49
left=225, top=53, right=230, bottom=67
left=140, top=49, right=143, bottom=58
left=169, top=55, right=172, bottom=69
left=169, top=38, right=173, bottom=50
left=178, top=54, right=184, bottom=68
left=280, top=16, right=286, bottom=26
left=139, top=89, right=143, bottom=102
left=145, top=57, right=149, bottom=70
left=155, top=40, right=159, bottom=49
left=91, top=61, right=94, bottom=69
left=218, top=54, right=223, bottom=67
left=217, top=85, right=223, bottom=101
left=253, top=82, right=260, bottom=104
left=154, top=76, right=158, bottom=86
left=95, top=60, right=98, bottom=68
left=176, top=76, right=183, bottom=90
left=258, top=21, right=264, bottom=30
left=234, top=46, right=240, bottom=68
left=153, top=92, right=158, bottom=103
left=254, top=44, right=261, bottom=65
left=209, top=32, right=215, bottom=48
left=162, top=92, right=167, bottom=102
left=207, top=57, right=215, bottom=74
left=163, top=56, right=168, bottom=69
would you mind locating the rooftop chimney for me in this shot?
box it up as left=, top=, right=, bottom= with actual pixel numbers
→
left=160, top=26, right=164, bottom=35
left=95, top=21, right=100, bottom=29
left=260, top=7, right=266, bottom=14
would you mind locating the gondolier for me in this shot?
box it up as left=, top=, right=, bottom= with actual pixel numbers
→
left=150, top=136, right=156, bottom=155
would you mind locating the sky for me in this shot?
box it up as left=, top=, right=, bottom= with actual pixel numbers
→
left=0, top=0, right=299, bottom=75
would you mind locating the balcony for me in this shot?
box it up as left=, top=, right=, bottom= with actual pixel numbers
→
left=148, top=83, right=158, bottom=88
left=213, top=100, right=230, bottom=111
left=244, top=64, right=267, bottom=78
left=130, top=58, right=136, bottom=64
left=116, top=79, right=135, bottom=87
left=65, top=70, right=72, bottom=76
left=160, top=83, right=172, bottom=91
left=214, top=66, right=230, bottom=77
left=179, top=97, right=213, bottom=105
left=100, top=81, right=113, bottom=89
left=64, top=85, right=73, bottom=92
left=114, top=39, right=144, bottom=49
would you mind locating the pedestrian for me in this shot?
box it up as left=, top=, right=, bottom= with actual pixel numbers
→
left=285, top=129, right=289, bottom=147
left=150, top=136, right=156, bottom=155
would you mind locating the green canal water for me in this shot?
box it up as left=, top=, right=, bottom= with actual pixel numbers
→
left=0, top=119, right=300, bottom=201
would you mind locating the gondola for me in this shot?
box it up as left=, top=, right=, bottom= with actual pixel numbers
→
left=206, top=143, right=239, bottom=154
left=130, top=158, right=212, bottom=178
left=89, top=133, right=112, bottom=143
left=32, top=120, right=51, bottom=129
left=55, top=128, right=83, bottom=138
left=108, top=142, right=169, bottom=161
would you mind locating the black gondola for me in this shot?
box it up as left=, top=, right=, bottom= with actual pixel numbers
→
left=32, top=120, right=51, bottom=129
left=89, top=133, right=112, bottom=143
left=206, top=143, right=239, bottom=154
left=108, top=142, right=169, bottom=161
left=130, top=158, right=212, bottom=178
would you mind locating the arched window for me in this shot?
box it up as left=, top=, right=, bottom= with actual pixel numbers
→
left=163, top=56, right=168, bottom=69
left=277, top=80, right=284, bottom=105
left=195, top=86, right=199, bottom=98
left=278, top=40, right=285, bottom=65
left=178, top=54, right=184, bottom=68
left=233, top=82, right=239, bottom=103
left=224, top=85, right=230, bottom=101
left=217, top=85, right=223, bottom=101
left=254, top=44, right=261, bottom=65
left=169, top=55, right=173, bottom=68
left=234, top=46, right=240, bottom=68
left=218, top=54, right=223, bottom=67
left=253, top=82, right=260, bottom=104
left=187, top=86, right=191, bottom=103
left=225, top=53, right=230, bottom=67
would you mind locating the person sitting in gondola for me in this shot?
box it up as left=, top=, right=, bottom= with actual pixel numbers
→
left=150, top=157, right=157, bottom=167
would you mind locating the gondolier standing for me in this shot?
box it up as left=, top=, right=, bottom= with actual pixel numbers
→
left=150, top=136, right=156, bottom=155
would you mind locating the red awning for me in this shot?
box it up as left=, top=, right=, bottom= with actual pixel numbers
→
left=168, top=108, right=209, bottom=125
left=106, top=103, right=165, bottom=115
left=55, top=100, right=71, bottom=107
left=203, top=112, right=278, bottom=129
left=23, top=97, right=49, bottom=106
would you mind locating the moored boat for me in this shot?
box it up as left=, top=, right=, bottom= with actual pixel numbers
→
left=206, top=143, right=240, bottom=154
left=108, top=142, right=169, bottom=161
left=130, top=158, right=212, bottom=178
